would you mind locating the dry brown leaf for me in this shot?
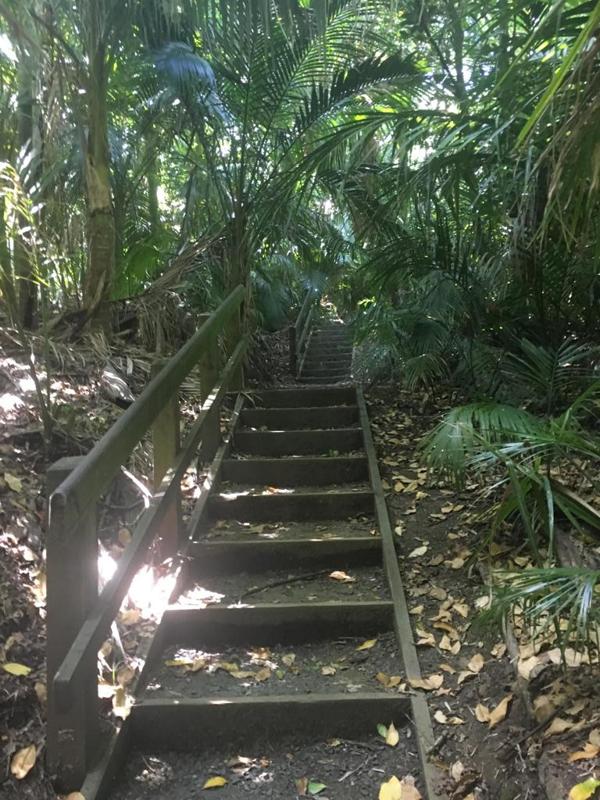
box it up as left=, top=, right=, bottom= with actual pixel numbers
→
left=488, top=694, right=512, bottom=728
left=408, top=545, right=428, bottom=559
left=282, top=653, right=296, bottom=667
left=429, top=586, right=447, bottom=601
left=321, top=665, right=336, bottom=676
left=467, top=654, right=485, bottom=673
left=254, top=667, right=271, bottom=682
left=450, top=760, right=465, bottom=782
left=409, top=605, right=424, bottom=615
left=544, top=717, right=575, bottom=737
left=376, top=672, right=403, bottom=689
left=408, top=674, right=443, bottom=691
left=415, top=628, right=436, bottom=647
left=296, top=777, right=308, bottom=795
left=453, top=602, right=469, bottom=618
left=329, top=570, right=356, bottom=583
left=10, top=745, right=36, bottom=779
left=475, top=704, right=490, bottom=723
left=568, top=742, right=600, bottom=762
left=457, top=671, right=476, bottom=685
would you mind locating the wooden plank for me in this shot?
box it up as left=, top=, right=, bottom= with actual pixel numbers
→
left=46, top=457, right=98, bottom=790
left=187, top=536, right=381, bottom=574
left=233, top=427, right=363, bottom=456
left=356, top=388, right=443, bottom=800
left=161, top=601, right=393, bottom=646
left=221, top=455, right=368, bottom=485
left=248, top=387, right=356, bottom=407
left=130, top=694, right=412, bottom=750
left=240, top=405, right=359, bottom=429
left=208, top=488, right=374, bottom=521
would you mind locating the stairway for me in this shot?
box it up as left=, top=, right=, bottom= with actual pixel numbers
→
left=298, top=321, right=353, bottom=384
left=104, top=381, right=439, bottom=800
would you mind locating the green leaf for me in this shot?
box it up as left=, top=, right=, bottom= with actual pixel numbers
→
left=377, top=723, right=388, bottom=738
left=308, top=781, right=327, bottom=795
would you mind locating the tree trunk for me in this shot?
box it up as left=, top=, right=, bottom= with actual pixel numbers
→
left=14, top=59, right=38, bottom=328
left=82, top=31, right=115, bottom=324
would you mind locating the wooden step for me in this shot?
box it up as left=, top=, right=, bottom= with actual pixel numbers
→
left=240, top=405, right=358, bottom=430
left=129, top=694, right=411, bottom=750
left=298, top=376, right=351, bottom=385
left=160, top=601, right=393, bottom=647
left=247, top=387, right=356, bottom=408
left=187, top=536, right=381, bottom=574
left=233, top=427, right=363, bottom=455
left=208, top=488, right=374, bottom=521
left=300, top=367, right=351, bottom=379
left=221, top=455, right=368, bottom=485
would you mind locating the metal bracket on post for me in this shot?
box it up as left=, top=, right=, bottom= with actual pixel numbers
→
left=46, top=456, right=99, bottom=791
left=151, top=360, right=182, bottom=557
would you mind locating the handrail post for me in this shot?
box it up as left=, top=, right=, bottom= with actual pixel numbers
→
left=151, top=359, right=181, bottom=556
left=46, top=457, right=99, bottom=790
left=197, top=313, right=221, bottom=462
left=224, top=303, right=244, bottom=391
left=289, top=325, right=297, bottom=374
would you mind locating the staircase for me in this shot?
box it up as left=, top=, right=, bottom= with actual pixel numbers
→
left=102, top=382, right=439, bottom=799
left=298, top=321, right=353, bottom=384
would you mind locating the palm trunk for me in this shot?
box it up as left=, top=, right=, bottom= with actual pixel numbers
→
left=82, top=28, right=115, bottom=323
left=15, top=59, right=38, bottom=328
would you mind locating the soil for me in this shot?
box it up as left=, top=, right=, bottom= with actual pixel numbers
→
left=144, top=632, right=403, bottom=700
left=176, top=565, right=390, bottom=605
left=111, top=732, right=423, bottom=800
left=366, top=388, right=548, bottom=800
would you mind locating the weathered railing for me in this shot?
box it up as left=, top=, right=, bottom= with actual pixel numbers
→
left=289, top=288, right=319, bottom=375
left=46, top=286, right=246, bottom=790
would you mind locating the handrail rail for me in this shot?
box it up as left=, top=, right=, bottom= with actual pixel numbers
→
left=46, top=284, right=246, bottom=791
left=51, top=284, right=244, bottom=523
left=289, top=287, right=319, bottom=375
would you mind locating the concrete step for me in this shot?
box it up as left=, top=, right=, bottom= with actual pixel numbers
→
left=208, top=489, right=374, bottom=521
left=302, top=357, right=352, bottom=369
left=232, top=427, right=363, bottom=455
left=304, top=347, right=353, bottom=359
left=245, top=387, right=356, bottom=408
left=240, top=405, right=358, bottom=430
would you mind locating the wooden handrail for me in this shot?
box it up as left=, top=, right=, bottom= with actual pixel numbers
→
left=289, top=288, right=319, bottom=374
left=51, top=284, right=244, bottom=523
left=46, top=285, right=245, bottom=791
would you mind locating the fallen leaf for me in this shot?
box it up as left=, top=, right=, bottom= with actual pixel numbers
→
left=254, top=667, right=271, bottom=682
left=282, top=653, right=296, bottom=667
left=296, top=777, right=308, bottom=795
left=467, top=654, right=484, bottom=673
left=408, top=674, right=443, bottom=691
left=475, top=704, right=490, bottom=723
left=10, top=745, right=36, bottom=779
left=450, top=760, right=464, bottom=782
left=379, top=776, right=403, bottom=800
left=446, top=557, right=465, bottom=570
left=429, top=586, right=447, bottom=601
left=409, top=605, right=424, bottom=615
left=329, top=570, right=356, bottom=583
left=356, top=638, right=377, bottom=651
left=379, top=776, right=422, bottom=800
left=568, top=742, right=600, bottom=762
left=64, top=794, right=86, bottom=800
left=488, top=694, right=512, bottom=728
left=386, top=722, right=400, bottom=747
left=376, top=672, right=403, bottom=689
left=307, top=781, right=327, bottom=795
left=569, top=778, right=600, bottom=800
left=2, top=662, right=31, bottom=677
left=4, top=472, right=22, bottom=492
left=433, top=710, right=464, bottom=725
left=453, top=602, right=469, bottom=618
left=544, top=717, right=574, bottom=737
left=394, top=524, right=405, bottom=536
left=415, top=628, right=436, bottom=647
left=408, top=545, right=428, bottom=558
left=321, top=665, right=336, bottom=676
left=203, top=776, right=228, bottom=789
